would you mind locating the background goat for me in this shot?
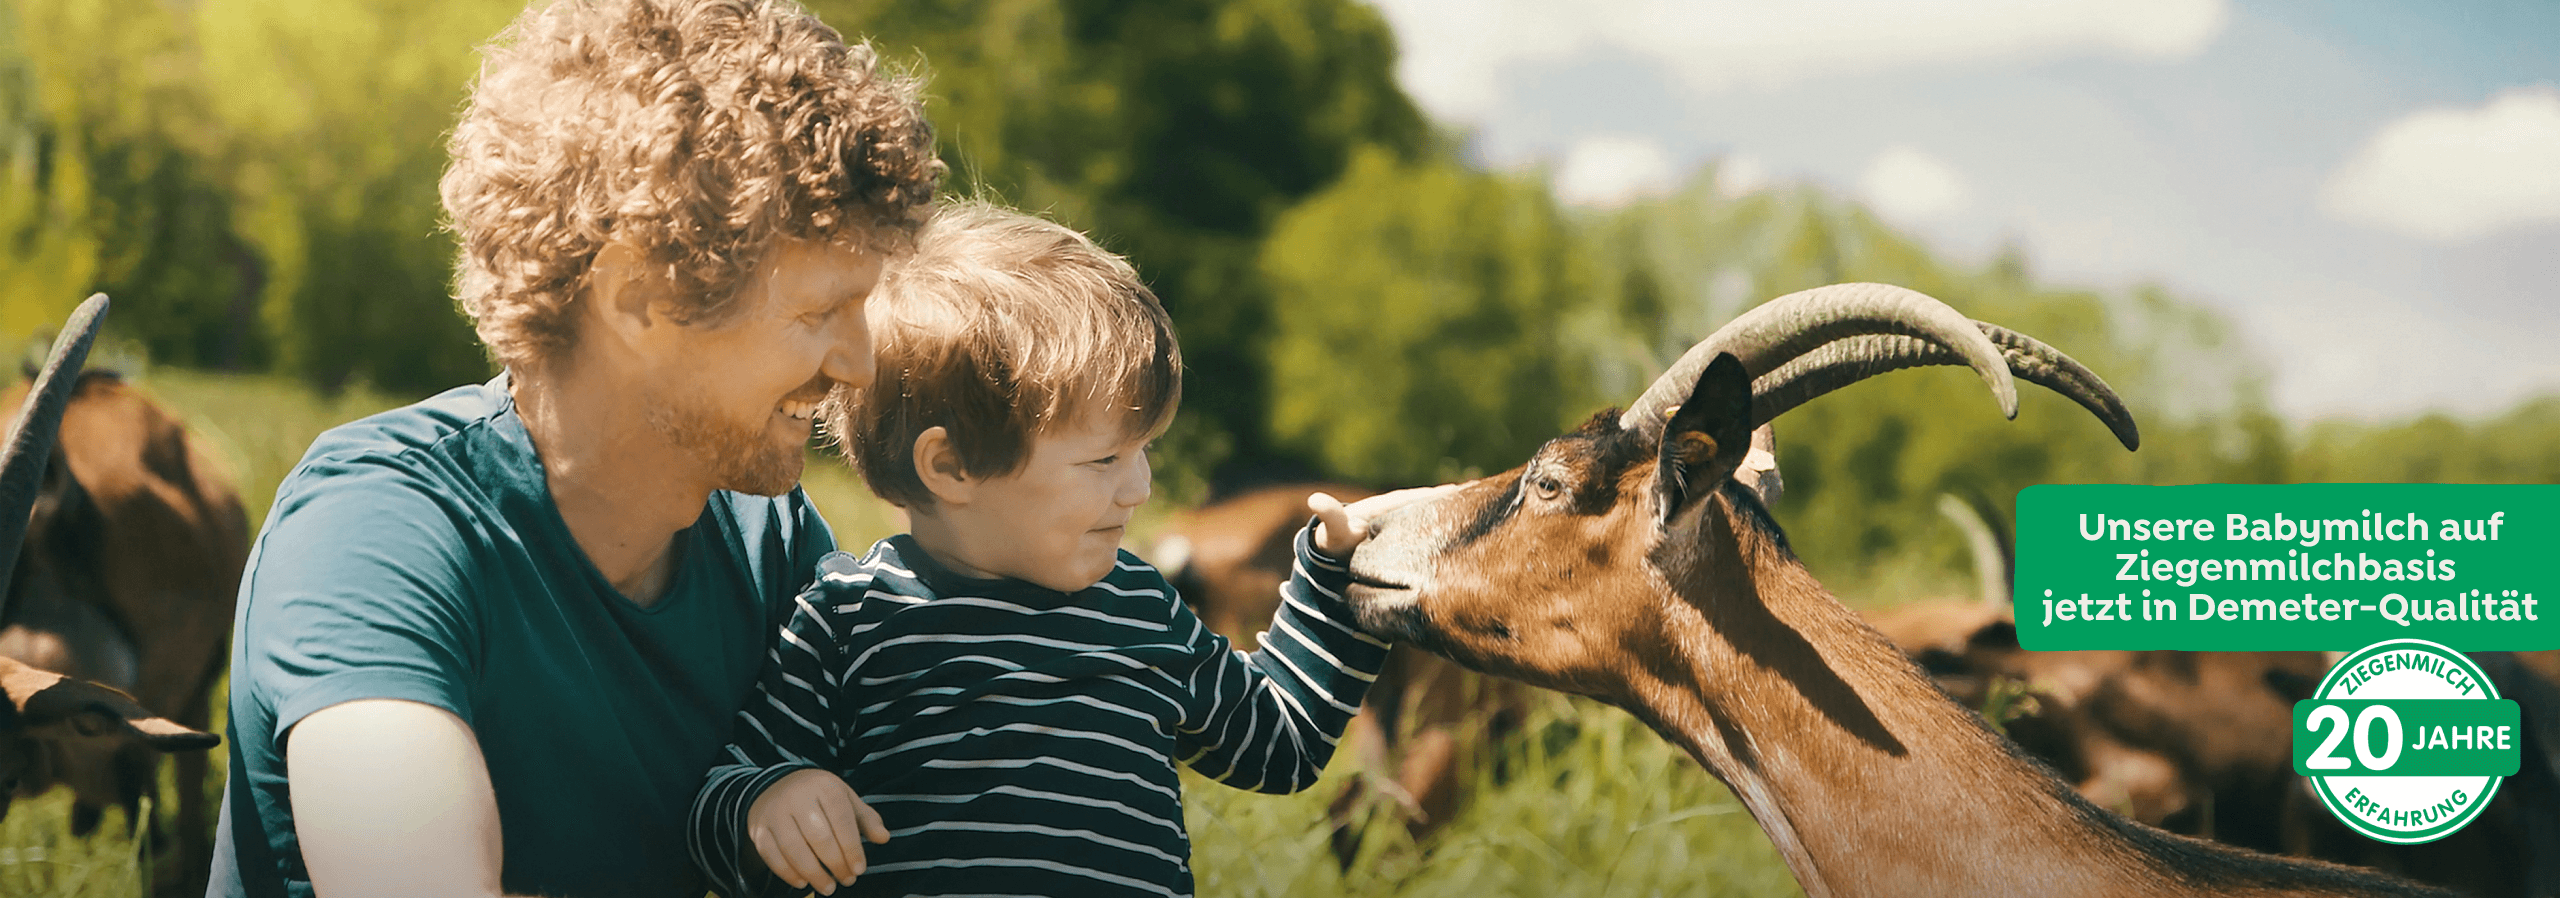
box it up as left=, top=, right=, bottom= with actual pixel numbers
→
left=1874, top=501, right=2560, bottom=897
left=0, top=299, right=226, bottom=897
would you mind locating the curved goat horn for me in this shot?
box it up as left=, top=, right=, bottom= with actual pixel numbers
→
left=1618, top=283, right=2016, bottom=436
left=0, top=293, right=110, bottom=615
left=1750, top=323, right=2140, bottom=450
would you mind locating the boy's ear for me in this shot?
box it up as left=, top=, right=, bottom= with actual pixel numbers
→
left=1653, top=353, right=1755, bottom=526
left=913, top=426, right=975, bottom=506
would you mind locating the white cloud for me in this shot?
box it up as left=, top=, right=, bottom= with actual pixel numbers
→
left=1363, top=0, right=2227, bottom=121
left=2319, top=86, right=2560, bottom=242
left=1553, top=134, right=1678, bottom=208
left=1860, top=145, right=1969, bottom=224
left=1712, top=154, right=1770, bottom=198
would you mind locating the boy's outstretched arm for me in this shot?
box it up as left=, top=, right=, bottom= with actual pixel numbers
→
left=690, top=563, right=883, bottom=897
left=1173, top=485, right=1454, bottom=793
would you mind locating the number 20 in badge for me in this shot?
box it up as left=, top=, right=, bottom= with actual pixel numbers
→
left=2293, top=639, right=2522, bottom=843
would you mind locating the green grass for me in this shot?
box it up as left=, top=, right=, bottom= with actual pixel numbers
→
left=3, top=370, right=1801, bottom=897
left=1189, top=694, right=1802, bottom=898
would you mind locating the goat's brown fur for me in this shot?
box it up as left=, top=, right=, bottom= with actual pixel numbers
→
left=1875, top=599, right=2560, bottom=897
left=0, top=370, right=245, bottom=896
left=1344, top=354, right=2453, bottom=897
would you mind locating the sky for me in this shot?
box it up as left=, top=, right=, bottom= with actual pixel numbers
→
left=1358, top=0, right=2560, bottom=423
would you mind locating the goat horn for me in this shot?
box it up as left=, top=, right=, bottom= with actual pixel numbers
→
left=1619, top=283, right=2015, bottom=435
left=1749, top=323, right=2140, bottom=450
left=0, top=293, right=110, bottom=615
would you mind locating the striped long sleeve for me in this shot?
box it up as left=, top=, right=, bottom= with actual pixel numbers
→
left=1173, top=523, right=1390, bottom=793
left=687, top=527, right=1388, bottom=898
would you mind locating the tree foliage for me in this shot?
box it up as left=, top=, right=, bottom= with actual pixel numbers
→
left=1568, top=172, right=2295, bottom=599
left=812, top=0, right=1430, bottom=479
left=3, top=0, right=2551, bottom=602
left=195, top=0, right=521, bottom=391
left=2, top=0, right=253, bottom=367
left=1261, top=149, right=1604, bottom=484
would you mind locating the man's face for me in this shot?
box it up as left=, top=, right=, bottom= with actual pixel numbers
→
left=647, top=239, right=884, bottom=496
left=939, top=411, right=1156, bottom=592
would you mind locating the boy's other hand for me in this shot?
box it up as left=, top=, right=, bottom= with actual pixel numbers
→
left=1311, top=484, right=1461, bottom=558
left=747, top=767, right=889, bottom=895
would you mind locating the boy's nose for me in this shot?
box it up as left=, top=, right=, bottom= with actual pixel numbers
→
left=1116, top=453, right=1152, bottom=507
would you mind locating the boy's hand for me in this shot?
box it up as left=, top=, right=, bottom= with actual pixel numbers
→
left=747, top=767, right=888, bottom=895
left=1311, top=484, right=1461, bottom=558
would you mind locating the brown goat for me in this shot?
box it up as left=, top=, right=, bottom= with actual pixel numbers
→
left=1153, top=483, right=1529, bottom=863
left=0, top=358, right=241, bottom=893
left=1339, top=283, right=2453, bottom=897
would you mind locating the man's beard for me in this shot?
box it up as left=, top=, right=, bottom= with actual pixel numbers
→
left=646, top=391, right=803, bottom=497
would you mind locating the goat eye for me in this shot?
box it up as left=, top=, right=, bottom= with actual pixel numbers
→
left=1532, top=476, right=1563, bottom=501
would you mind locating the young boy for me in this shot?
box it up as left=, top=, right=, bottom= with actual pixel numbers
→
left=689, top=201, right=1427, bottom=897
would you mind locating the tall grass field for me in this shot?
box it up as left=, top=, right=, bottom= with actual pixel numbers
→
left=0, top=370, right=1799, bottom=897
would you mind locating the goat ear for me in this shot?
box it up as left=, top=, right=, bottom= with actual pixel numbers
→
left=4, top=659, right=218, bottom=751
left=1654, top=353, right=1754, bottom=524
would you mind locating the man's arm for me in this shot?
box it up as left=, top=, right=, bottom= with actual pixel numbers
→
left=288, top=699, right=518, bottom=898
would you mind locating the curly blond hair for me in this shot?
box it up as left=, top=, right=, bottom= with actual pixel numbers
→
left=829, top=201, right=1182, bottom=509
left=441, top=0, right=943, bottom=371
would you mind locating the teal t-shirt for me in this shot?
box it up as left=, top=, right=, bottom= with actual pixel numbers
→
left=210, top=375, right=834, bottom=898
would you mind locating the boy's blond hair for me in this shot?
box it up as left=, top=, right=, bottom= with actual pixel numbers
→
left=830, top=201, right=1180, bottom=508
left=440, top=0, right=943, bottom=372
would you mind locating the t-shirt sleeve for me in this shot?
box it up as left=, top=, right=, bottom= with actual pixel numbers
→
left=235, top=453, right=484, bottom=740
left=1173, top=522, right=1392, bottom=794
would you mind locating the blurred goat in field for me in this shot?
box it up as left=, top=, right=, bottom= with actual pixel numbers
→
left=0, top=298, right=226, bottom=898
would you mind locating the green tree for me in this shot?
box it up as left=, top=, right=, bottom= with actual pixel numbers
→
left=1261, top=149, right=1604, bottom=484
left=3, top=0, right=254, bottom=366
left=815, top=0, right=1430, bottom=481
left=1569, top=168, right=2290, bottom=601
left=193, top=0, right=520, bottom=392
left=0, top=2, right=99, bottom=339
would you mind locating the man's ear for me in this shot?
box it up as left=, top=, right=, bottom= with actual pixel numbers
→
left=1653, top=352, right=1755, bottom=525
left=913, top=426, right=975, bottom=506
left=588, top=242, right=673, bottom=344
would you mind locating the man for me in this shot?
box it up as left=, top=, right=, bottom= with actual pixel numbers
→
left=210, top=1, right=941, bottom=896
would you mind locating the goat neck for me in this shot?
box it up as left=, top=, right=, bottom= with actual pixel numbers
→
left=1632, top=486, right=2128, bottom=896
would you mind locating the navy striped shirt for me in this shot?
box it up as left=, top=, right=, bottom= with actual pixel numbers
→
left=690, top=526, right=1385, bottom=897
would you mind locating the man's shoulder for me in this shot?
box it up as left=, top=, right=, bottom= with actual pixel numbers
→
left=255, top=379, right=523, bottom=565
left=289, top=378, right=512, bottom=488
left=327, top=378, right=510, bottom=452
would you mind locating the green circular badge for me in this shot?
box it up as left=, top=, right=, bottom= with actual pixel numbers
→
left=2297, top=639, right=2510, bottom=844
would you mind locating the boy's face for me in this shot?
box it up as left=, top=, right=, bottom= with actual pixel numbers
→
left=644, top=238, right=883, bottom=496
left=939, top=410, right=1155, bottom=592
